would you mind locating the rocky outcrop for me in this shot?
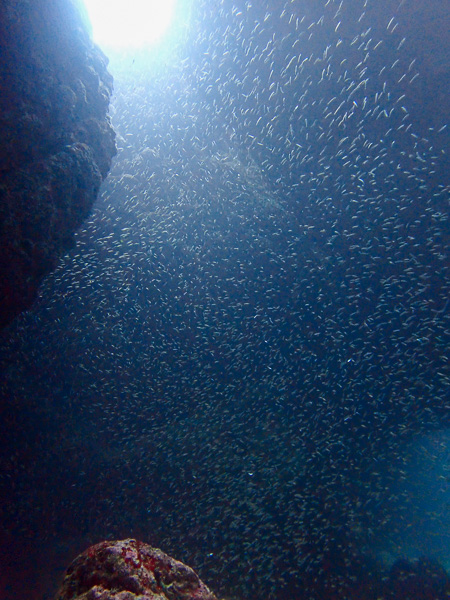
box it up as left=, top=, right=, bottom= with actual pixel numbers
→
left=0, top=0, right=116, bottom=329
left=384, top=557, right=450, bottom=600
left=55, top=539, right=218, bottom=600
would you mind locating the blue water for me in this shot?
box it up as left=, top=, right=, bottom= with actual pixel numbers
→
left=0, top=0, right=448, bottom=598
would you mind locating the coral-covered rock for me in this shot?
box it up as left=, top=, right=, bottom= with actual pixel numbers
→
left=0, top=0, right=116, bottom=329
left=55, top=539, right=218, bottom=600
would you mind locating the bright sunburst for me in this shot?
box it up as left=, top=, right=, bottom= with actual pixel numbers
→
left=83, top=0, right=176, bottom=49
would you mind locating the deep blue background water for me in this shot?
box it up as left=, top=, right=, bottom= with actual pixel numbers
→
left=0, top=0, right=448, bottom=598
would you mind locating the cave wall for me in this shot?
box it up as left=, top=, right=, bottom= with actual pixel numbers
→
left=0, top=0, right=116, bottom=329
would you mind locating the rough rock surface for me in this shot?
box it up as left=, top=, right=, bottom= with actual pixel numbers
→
left=55, top=539, right=219, bottom=600
left=0, top=0, right=116, bottom=329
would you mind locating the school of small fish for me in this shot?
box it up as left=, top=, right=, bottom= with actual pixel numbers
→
left=0, top=0, right=448, bottom=598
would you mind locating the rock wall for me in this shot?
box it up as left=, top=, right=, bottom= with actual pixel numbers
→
left=0, top=0, right=116, bottom=329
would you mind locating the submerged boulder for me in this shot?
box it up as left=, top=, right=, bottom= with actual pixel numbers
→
left=0, top=0, right=116, bottom=329
left=55, top=539, right=218, bottom=600
left=384, top=556, right=450, bottom=600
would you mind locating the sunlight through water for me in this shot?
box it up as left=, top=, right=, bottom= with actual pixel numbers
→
left=83, top=0, right=176, bottom=49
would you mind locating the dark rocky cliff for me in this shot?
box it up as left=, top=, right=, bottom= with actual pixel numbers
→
left=0, top=0, right=116, bottom=329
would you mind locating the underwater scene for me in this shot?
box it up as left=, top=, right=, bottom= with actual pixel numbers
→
left=0, top=0, right=449, bottom=598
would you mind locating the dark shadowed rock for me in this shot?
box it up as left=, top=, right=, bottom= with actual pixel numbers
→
left=55, top=539, right=219, bottom=600
left=384, top=557, right=450, bottom=600
left=0, top=0, right=116, bottom=329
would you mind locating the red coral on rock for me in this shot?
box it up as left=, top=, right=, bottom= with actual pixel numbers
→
left=55, top=539, right=218, bottom=600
